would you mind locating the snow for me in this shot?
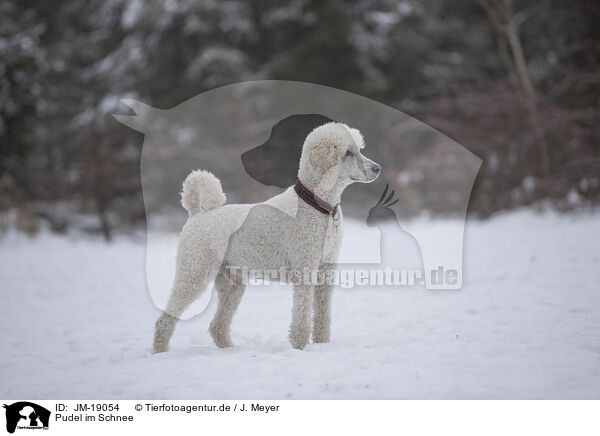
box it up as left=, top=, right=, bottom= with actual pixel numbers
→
left=1, top=209, right=600, bottom=399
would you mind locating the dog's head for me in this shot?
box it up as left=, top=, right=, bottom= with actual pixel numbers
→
left=299, top=122, right=381, bottom=190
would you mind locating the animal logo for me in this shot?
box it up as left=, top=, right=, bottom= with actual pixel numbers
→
left=114, top=80, right=481, bottom=318
left=366, top=183, right=399, bottom=226
left=3, top=402, right=50, bottom=434
left=241, top=113, right=334, bottom=188
left=367, top=184, right=423, bottom=274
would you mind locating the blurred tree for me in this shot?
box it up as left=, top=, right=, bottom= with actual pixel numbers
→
left=0, top=0, right=598, bottom=234
left=0, top=1, right=47, bottom=231
left=475, top=0, right=551, bottom=178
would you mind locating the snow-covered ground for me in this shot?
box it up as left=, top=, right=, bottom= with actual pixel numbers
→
left=1, top=209, right=599, bottom=399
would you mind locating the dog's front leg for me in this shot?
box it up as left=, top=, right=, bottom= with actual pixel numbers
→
left=289, top=283, right=314, bottom=350
left=312, top=264, right=335, bottom=343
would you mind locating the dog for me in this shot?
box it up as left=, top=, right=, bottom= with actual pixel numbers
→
left=153, top=122, right=381, bottom=352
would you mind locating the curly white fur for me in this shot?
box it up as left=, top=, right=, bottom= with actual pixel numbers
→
left=153, top=122, right=381, bottom=353
left=181, top=170, right=226, bottom=216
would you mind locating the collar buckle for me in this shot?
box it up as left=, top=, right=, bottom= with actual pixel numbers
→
left=331, top=204, right=340, bottom=229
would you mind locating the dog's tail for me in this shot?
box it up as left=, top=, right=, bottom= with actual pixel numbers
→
left=181, top=170, right=226, bottom=217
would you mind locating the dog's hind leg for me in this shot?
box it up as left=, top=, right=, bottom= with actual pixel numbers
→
left=153, top=275, right=210, bottom=354
left=209, top=270, right=246, bottom=348
left=153, top=311, right=178, bottom=354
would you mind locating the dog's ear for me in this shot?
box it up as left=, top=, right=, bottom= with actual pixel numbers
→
left=308, top=141, right=337, bottom=174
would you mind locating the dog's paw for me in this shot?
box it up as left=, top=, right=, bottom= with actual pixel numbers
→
left=288, top=332, right=310, bottom=350
left=312, top=333, right=330, bottom=344
left=152, top=336, right=170, bottom=353
left=152, top=345, right=168, bottom=354
left=213, top=338, right=234, bottom=348
left=312, top=323, right=331, bottom=343
left=209, top=324, right=234, bottom=348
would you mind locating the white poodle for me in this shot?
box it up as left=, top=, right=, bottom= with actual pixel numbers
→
left=153, top=122, right=381, bottom=352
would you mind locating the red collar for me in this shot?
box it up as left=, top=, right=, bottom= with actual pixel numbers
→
left=294, top=180, right=340, bottom=221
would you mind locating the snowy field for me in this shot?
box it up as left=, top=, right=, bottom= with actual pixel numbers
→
left=1, top=209, right=599, bottom=399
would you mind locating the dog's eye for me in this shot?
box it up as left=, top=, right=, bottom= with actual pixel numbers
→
left=345, top=150, right=354, bottom=158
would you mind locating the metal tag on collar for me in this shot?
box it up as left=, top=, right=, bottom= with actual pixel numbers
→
left=331, top=204, right=340, bottom=229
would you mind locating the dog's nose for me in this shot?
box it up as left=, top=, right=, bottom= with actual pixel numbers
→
left=371, top=164, right=381, bottom=173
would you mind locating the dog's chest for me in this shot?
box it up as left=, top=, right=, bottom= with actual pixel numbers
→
left=322, top=213, right=342, bottom=262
